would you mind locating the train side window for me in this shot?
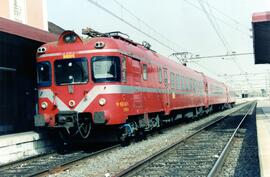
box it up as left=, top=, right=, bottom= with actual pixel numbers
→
left=91, top=56, right=120, bottom=83
left=193, top=80, right=198, bottom=94
left=190, top=79, right=193, bottom=91
left=182, top=77, right=185, bottom=90
left=164, top=70, right=168, bottom=85
left=188, top=78, right=191, bottom=91
left=180, top=76, right=184, bottom=90
left=143, top=64, right=148, bottom=80
left=193, top=79, right=195, bottom=92
left=185, top=78, right=188, bottom=90
left=121, top=57, right=127, bottom=82
left=170, top=72, right=175, bottom=89
left=176, top=74, right=179, bottom=89
left=158, top=67, right=162, bottom=83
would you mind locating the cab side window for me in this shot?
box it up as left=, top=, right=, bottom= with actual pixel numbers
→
left=143, top=64, right=147, bottom=80
left=158, top=67, right=162, bottom=83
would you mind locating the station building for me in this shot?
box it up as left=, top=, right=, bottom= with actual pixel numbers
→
left=0, top=0, right=63, bottom=135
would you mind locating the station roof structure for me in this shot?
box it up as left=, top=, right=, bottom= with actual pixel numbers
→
left=252, top=11, right=270, bottom=22
left=0, top=17, right=57, bottom=43
left=252, top=11, right=270, bottom=64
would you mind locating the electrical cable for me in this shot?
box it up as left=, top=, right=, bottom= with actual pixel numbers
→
left=112, top=0, right=188, bottom=52
left=87, top=0, right=179, bottom=53
left=182, top=0, right=251, bottom=37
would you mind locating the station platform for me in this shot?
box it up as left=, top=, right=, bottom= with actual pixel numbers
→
left=256, top=99, right=270, bottom=177
left=0, top=131, right=55, bottom=166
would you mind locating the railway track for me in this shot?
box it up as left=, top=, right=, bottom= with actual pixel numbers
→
left=0, top=144, right=121, bottom=177
left=0, top=102, right=250, bottom=177
left=115, top=102, right=256, bottom=177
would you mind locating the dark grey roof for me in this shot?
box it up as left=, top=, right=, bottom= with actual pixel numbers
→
left=48, top=21, right=65, bottom=36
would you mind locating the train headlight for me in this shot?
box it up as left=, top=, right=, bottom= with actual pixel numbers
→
left=99, top=98, right=106, bottom=106
left=69, top=100, right=76, bottom=107
left=37, top=47, right=46, bottom=54
left=41, top=101, right=48, bottom=109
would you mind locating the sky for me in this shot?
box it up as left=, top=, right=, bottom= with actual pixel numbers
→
left=47, top=0, right=270, bottom=95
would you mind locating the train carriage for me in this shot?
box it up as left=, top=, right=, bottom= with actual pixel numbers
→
left=35, top=30, right=235, bottom=142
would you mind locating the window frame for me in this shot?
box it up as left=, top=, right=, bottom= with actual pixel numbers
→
left=164, top=69, right=168, bottom=85
left=37, top=61, right=51, bottom=87
left=176, top=74, right=180, bottom=89
left=170, top=72, right=175, bottom=89
left=91, top=56, right=121, bottom=83
left=143, top=64, right=148, bottom=80
left=158, top=67, right=162, bottom=83
left=54, top=58, right=89, bottom=86
left=121, top=57, right=127, bottom=82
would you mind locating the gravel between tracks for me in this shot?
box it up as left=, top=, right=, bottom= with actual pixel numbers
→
left=218, top=106, right=260, bottom=177
left=52, top=104, right=248, bottom=177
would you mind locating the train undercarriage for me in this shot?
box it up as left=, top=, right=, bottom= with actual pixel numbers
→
left=55, top=103, right=234, bottom=145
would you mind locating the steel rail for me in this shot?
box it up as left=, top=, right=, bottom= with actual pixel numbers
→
left=30, top=144, right=121, bottom=177
left=115, top=102, right=253, bottom=177
left=0, top=102, right=248, bottom=177
left=0, top=144, right=121, bottom=177
left=207, top=102, right=256, bottom=177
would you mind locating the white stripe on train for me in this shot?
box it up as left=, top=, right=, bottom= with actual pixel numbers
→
left=39, top=85, right=222, bottom=112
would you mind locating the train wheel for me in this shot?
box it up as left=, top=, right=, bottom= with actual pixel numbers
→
left=76, top=115, right=91, bottom=139
left=119, top=126, right=131, bottom=146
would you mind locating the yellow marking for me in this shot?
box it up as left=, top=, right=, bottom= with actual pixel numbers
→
left=120, top=102, right=125, bottom=107
left=172, top=93, right=176, bottom=99
left=123, top=107, right=129, bottom=112
left=116, top=102, right=120, bottom=107
left=118, top=101, right=129, bottom=107
left=63, top=53, right=75, bottom=59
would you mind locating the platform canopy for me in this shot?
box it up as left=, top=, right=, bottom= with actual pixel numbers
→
left=252, top=11, right=270, bottom=64
left=0, top=17, right=57, bottom=43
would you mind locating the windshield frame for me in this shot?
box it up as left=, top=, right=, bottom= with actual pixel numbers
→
left=37, top=61, right=52, bottom=87
left=91, top=56, right=121, bottom=83
left=54, top=57, right=89, bottom=86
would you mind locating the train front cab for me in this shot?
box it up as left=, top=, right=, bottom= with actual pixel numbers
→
left=34, top=32, right=132, bottom=139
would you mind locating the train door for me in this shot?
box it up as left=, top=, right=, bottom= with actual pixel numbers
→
left=131, top=59, right=143, bottom=110
left=163, top=68, right=170, bottom=114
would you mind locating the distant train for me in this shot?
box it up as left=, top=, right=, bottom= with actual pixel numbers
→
left=34, top=29, right=235, bottom=142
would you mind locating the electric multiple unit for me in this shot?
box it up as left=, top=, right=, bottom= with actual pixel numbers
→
left=35, top=30, right=235, bottom=142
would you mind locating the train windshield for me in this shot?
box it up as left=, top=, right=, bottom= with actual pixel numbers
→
left=37, top=61, right=51, bottom=87
left=54, top=58, right=88, bottom=85
left=91, top=56, right=121, bottom=82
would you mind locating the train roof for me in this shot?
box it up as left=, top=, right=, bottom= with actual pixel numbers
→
left=40, top=30, right=225, bottom=86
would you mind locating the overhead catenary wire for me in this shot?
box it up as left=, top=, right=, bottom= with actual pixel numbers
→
left=87, top=0, right=254, bottom=86
left=112, top=0, right=188, bottom=52
left=182, top=0, right=251, bottom=37
left=197, top=0, right=230, bottom=52
left=87, top=0, right=180, bottom=53
left=200, top=0, right=250, bottom=30
left=194, top=0, right=254, bottom=90
left=197, top=0, right=247, bottom=77
left=205, top=2, right=247, bottom=75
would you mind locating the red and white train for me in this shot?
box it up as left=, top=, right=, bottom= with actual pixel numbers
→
left=35, top=30, right=235, bottom=142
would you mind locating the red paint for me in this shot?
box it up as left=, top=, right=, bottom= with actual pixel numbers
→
left=36, top=31, right=235, bottom=127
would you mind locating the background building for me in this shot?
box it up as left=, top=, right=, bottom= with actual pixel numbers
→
left=0, top=0, right=48, bottom=31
